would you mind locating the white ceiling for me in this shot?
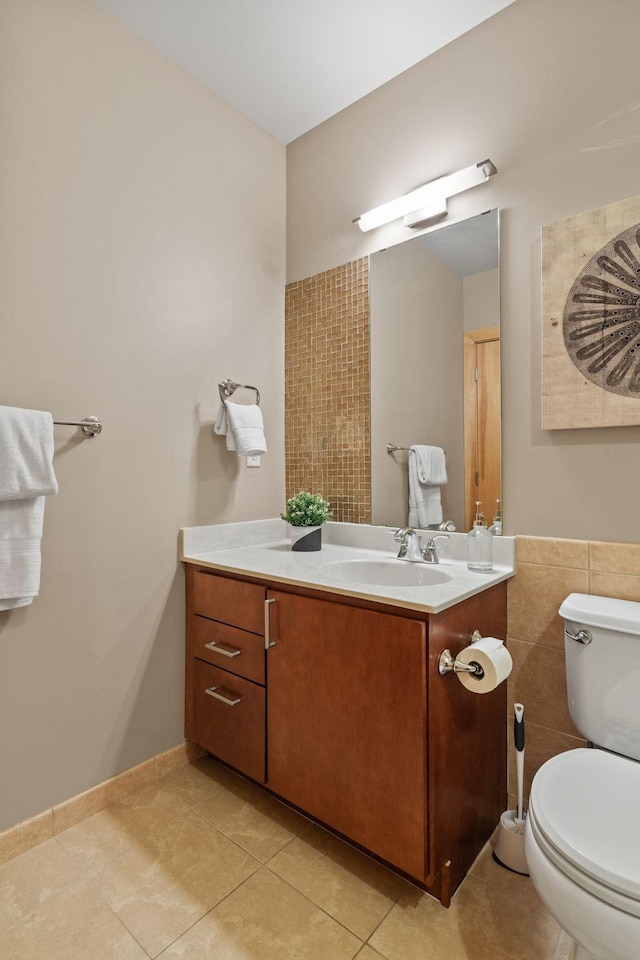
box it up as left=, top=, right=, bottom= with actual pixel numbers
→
left=96, top=0, right=516, bottom=144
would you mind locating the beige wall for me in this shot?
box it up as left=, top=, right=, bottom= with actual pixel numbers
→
left=463, top=269, right=499, bottom=333
left=370, top=242, right=464, bottom=528
left=287, top=0, right=640, bottom=544
left=0, top=0, right=285, bottom=830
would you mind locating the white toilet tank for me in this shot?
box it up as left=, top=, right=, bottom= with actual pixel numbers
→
left=560, top=593, right=640, bottom=762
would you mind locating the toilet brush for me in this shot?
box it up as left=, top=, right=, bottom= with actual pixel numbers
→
left=514, top=703, right=525, bottom=831
left=492, top=702, right=529, bottom=875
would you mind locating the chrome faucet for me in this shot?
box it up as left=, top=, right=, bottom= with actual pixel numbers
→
left=421, top=534, right=450, bottom=563
left=393, top=527, right=424, bottom=562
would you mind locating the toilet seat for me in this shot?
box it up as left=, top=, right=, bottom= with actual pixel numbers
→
left=529, top=748, right=640, bottom=918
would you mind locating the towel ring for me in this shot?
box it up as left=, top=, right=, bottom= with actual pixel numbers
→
left=218, top=379, right=260, bottom=405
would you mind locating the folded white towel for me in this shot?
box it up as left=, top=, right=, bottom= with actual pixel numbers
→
left=0, top=406, right=58, bottom=499
left=0, top=498, right=46, bottom=609
left=213, top=401, right=267, bottom=457
left=0, top=406, right=57, bottom=609
left=408, top=445, right=447, bottom=528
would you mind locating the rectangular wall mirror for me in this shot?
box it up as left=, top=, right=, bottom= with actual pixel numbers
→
left=370, top=208, right=501, bottom=531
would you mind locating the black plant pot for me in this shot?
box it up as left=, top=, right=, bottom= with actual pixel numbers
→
left=290, top=526, right=322, bottom=551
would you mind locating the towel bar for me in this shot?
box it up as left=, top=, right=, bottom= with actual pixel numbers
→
left=218, top=379, right=260, bottom=405
left=387, top=443, right=446, bottom=455
left=54, top=416, right=102, bottom=437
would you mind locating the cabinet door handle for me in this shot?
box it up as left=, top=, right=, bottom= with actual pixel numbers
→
left=204, top=641, right=241, bottom=658
left=264, top=597, right=276, bottom=649
left=205, top=685, right=242, bottom=706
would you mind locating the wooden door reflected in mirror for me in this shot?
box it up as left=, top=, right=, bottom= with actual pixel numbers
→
left=464, top=325, right=501, bottom=530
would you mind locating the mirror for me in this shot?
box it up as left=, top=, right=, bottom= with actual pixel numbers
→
left=369, top=209, right=501, bottom=531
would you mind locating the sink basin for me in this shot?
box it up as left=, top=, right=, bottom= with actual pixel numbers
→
left=320, top=559, right=452, bottom=587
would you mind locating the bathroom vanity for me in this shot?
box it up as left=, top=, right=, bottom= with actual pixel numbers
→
left=181, top=520, right=514, bottom=905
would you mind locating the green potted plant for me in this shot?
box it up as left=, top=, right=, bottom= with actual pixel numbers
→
left=281, top=491, right=332, bottom=551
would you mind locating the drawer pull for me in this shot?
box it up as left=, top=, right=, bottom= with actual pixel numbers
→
left=204, top=641, right=242, bottom=658
left=264, top=597, right=276, bottom=649
left=205, top=685, right=242, bottom=706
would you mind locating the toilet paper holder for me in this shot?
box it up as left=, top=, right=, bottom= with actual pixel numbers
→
left=438, top=629, right=485, bottom=678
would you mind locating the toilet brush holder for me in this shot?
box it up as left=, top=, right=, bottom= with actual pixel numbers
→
left=492, top=810, right=529, bottom=876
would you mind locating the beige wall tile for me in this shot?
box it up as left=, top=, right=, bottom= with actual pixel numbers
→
left=53, top=759, right=156, bottom=835
left=507, top=563, right=589, bottom=647
left=589, top=571, right=640, bottom=602
left=285, top=259, right=371, bottom=524
left=507, top=720, right=586, bottom=801
left=0, top=810, right=52, bottom=867
left=589, top=540, right=640, bottom=574
left=507, top=640, right=580, bottom=738
left=516, top=537, right=588, bottom=568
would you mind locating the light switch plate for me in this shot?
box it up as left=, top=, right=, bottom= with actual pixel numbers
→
left=246, top=456, right=261, bottom=467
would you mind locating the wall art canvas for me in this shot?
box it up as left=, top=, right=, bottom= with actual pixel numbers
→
left=542, top=194, right=640, bottom=429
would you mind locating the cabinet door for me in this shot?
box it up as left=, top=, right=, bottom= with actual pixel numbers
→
left=266, top=590, right=428, bottom=880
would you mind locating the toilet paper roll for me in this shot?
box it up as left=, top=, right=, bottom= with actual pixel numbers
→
left=455, top=636, right=512, bottom=694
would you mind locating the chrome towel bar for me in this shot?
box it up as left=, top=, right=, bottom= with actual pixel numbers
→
left=54, top=416, right=102, bottom=437
left=218, top=379, right=260, bottom=405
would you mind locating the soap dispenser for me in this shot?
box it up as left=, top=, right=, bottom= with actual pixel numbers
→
left=489, top=499, right=503, bottom=536
left=467, top=502, right=493, bottom=572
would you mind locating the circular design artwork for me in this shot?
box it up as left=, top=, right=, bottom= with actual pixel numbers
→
left=563, top=223, right=640, bottom=396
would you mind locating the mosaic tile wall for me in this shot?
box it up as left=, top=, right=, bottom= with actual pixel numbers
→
left=506, top=536, right=640, bottom=807
left=285, top=259, right=370, bottom=524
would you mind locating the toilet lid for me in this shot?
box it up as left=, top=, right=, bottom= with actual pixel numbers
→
left=530, top=749, right=640, bottom=903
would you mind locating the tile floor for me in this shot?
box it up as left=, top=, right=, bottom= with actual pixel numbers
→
left=0, top=757, right=573, bottom=959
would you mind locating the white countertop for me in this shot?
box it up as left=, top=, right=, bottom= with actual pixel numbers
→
left=180, top=519, right=515, bottom=615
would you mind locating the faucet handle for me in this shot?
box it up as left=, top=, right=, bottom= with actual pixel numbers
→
left=422, top=533, right=450, bottom=563
left=393, top=526, right=415, bottom=542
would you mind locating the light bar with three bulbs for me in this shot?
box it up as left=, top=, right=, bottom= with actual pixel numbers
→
left=354, top=159, right=497, bottom=232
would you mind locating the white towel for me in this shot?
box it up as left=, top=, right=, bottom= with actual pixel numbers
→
left=408, top=445, right=447, bottom=528
left=0, top=406, right=58, bottom=609
left=0, top=498, right=46, bottom=610
left=213, top=401, right=267, bottom=457
left=0, top=406, right=58, bottom=499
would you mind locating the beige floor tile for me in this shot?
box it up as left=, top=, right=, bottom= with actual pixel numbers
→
left=0, top=877, right=147, bottom=959
left=55, top=783, right=189, bottom=873
left=268, top=822, right=407, bottom=940
left=158, top=866, right=362, bottom=960
left=155, top=742, right=206, bottom=781
left=159, top=757, right=230, bottom=807
left=194, top=771, right=306, bottom=862
left=0, top=809, right=52, bottom=866
left=469, top=842, right=546, bottom=915
left=355, top=948, right=387, bottom=960
left=0, top=837, right=81, bottom=928
left=93, top=808, right=259, bottom=957
left=553, top=930, right=575, bottom=959
left=369, top=875, right=562, bottom=960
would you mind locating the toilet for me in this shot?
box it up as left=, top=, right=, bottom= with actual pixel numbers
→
left=525, top=593, right=640, bottom=960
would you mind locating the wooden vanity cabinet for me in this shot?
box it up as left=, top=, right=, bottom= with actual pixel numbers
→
left=184, top=564, right=507, bottom=904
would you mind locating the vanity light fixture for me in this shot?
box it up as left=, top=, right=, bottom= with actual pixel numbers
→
left=354, top=159, right=497, bottom=232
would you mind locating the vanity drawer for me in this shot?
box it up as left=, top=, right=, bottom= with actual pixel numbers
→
left=192, top=570, right=265, bottom=634
left=193, top=659, right=266, bottom=783
left=191, top=616, right=265, bottom=685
